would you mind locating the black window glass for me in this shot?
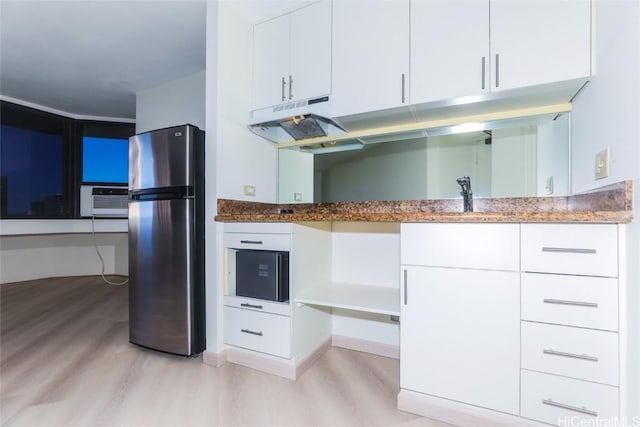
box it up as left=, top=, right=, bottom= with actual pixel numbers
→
left=1, top=124, right=65, bottom=217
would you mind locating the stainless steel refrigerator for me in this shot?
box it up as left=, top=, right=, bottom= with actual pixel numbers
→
left=128, top=124, right=205, bottom=356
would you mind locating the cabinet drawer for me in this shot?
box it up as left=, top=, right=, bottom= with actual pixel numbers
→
left=521, top=370, right=619, bottom=425
left=522, top=322, right=618, bottom=386
left=223, top=295, right=290, bottom=316
left=400, top=223, right=519, bottom=270
left=223, top=307, right=291, bottom=358
left=223, top=233, right=290, bottom=251
left=521, top=224, right=617, bottom=277
left=522, top=273, right=618, bottom=331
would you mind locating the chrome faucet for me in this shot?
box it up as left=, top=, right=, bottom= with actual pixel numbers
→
left=456, top=176, right=473, bottom=212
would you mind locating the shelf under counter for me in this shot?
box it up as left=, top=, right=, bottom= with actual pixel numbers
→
left=295, top=283, right=400, bottom=317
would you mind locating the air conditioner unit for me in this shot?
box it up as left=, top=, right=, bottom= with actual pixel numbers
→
left=80, top=185, right=129, bottom=218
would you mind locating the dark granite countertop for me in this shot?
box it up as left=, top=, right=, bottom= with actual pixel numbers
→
left=215, top=181, right=633, bottom=224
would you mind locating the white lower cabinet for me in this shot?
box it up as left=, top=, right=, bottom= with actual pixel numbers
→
left=401, top=266, right=520, bottom=415
left=521, top=370, right=619, bottom=424
left=223, top=306, right=291, bottom=358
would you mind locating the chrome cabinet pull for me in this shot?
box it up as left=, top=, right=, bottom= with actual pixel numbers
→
left=281, top=77, right=286, bottom=101
left=543, top=348, right=599, bottom=362
left=403, top=269, right=408, bottom=305
left=401, top=74, right=406, bottom=103
left=240, top=240, right=263, bottom=245
left=543, top=298, right=598, bottom=308
left=495, top=54, right=500, bottom=87
left=542, top=399, right=598, bottom=417
left=481, top=56, right=486, bottom=90
left=288, top=75, right=293, bottom=100
left=241, top=303, right=263, bottom=309
left=241, top=328, right=263, bottom=336
left=542, top=247, right=597, bottom=254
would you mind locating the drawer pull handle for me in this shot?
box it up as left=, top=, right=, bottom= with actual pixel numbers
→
left=542, top=399, right=598, bottom=417
left=542, top=247, right=596, bottom=254
left=240, top=240, right=263, bottom=245
left=240, top=303, right=263, bottom=309
left=543, top=348, right=599, bottom=362
left=543, top=298, right=598, bottom=308
left=241, top=328, right=263, bottom=337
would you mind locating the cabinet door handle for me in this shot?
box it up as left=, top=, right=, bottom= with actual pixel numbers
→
left=240, top=240, right=263, bottom=245
left=543, top=298, right=598, bottom=308
left=403, top=269, right=408, bottom=305
left=481, top=56, right=486, bottom=90
left=241, top=328, right=263, bottom=337
left=401, top=73, right=406, bottom=104
left=543, top=348, right=599, bottom=362
left=289, top=75, right=293, bottom=100
left=495, top=54, right=500, bottom=87
left=241, top=303, right=263, bottom=309
left=542, top=247, right=597, bottom=254
left=542, top=399, right=598, bottom=417
left=281, top=76, right=286, bottom=102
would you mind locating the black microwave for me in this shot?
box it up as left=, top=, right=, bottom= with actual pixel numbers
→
left=236, top=250, right=289, bottom=302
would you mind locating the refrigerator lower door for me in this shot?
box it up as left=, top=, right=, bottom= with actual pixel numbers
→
left=128, top=198, right=202, bottom=356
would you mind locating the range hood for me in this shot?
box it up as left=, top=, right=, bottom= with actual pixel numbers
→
left=248, top=95, right=360, bottom=150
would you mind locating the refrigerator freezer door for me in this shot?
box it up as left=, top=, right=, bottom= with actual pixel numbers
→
left=129, top=125, right=196, bottom=191
left=129, top=198, right=200, bottom=355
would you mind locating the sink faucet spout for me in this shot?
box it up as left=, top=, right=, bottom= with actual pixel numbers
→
left=456, top=176, right=473, bottom=213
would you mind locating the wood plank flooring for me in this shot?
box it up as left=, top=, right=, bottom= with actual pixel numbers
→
left=1, top=276, right=449, bottom=427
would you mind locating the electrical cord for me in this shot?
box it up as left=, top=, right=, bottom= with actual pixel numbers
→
left=91, top=215, right=128, bottom=286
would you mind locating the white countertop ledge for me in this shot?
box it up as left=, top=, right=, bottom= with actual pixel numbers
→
left=0, top=219, right=128, bottom=236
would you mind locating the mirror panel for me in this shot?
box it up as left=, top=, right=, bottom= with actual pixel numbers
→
left=278, top=113, right=570, bottom=203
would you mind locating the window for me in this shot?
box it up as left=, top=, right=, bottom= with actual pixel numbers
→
left=0, top=101, right=134, bottom=219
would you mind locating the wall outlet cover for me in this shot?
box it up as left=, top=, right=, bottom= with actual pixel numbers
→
left=243, top=185, right=256, bottom=196
left=294, top=192, right=302, bottom=202
left=594, top=148, right=610, bottom=180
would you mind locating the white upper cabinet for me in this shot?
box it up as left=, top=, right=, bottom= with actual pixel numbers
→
left=289, top=1, right=332, bottom=103
left=331, top=0, right=410, bottom=118
left=252, top=14, right=290, bottom=110
left=490, top=0, right=591, bottom=91
left=411, top=0, right=490, bottom=104
left=252, top=1, right=331, bottom=111
left=411, top=0, right=591, bottom=104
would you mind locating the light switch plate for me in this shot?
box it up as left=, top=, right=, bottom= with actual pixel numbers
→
left=243, top=185, right=256, bottom=196
left=595, top=148, right=610, bottom=180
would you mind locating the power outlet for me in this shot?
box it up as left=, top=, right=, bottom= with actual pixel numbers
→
left=243, top=185, right=256, bottom=196
left=594, top=148, right=610, bottom=180
left=294, top=192, right=302, bottom=202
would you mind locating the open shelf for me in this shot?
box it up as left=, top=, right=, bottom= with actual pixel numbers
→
left=295, top=283, right=400, bottom=317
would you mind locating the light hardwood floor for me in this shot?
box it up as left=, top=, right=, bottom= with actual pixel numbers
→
left=1, top=276, right=449, bottom=427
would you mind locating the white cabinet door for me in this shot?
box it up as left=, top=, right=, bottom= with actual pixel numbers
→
left=490, top=0, right=591, bottom=91
left=289, top=0, right=331, bottom=102
left=252, top=14, right=290, bottom=110
left=411, top=0, right=490, bottom=104
left=332, top=0, right=410, bottom=117
left=400, top=266, right=520, bottom=415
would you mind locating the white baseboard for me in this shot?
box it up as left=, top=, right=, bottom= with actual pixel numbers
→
left=202, top=349, right=227, bottom=367
left=397, top=390, right=542, bottom=427
left=296, top=337, right=331, bottom=378
left=332, top=334, right=399, bottom=359
left=226, top=348, right=297, bottom=380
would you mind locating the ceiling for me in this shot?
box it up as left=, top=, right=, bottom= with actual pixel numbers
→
left=0, top=1, right=207, bottom=120
left=0, top=0, right=314, bottom=121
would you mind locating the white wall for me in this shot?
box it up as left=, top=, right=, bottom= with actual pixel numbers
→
left=0, top=233, right=127, bottom=284
left=216, top=2, right=277, bottom=204
left=321, top=139, right=428, bottom=202
left=135, top=70, right=206, bottom=134
left=571, top=0, right=640, bottom=193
